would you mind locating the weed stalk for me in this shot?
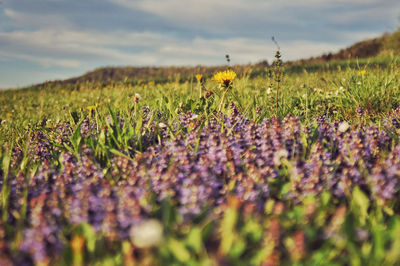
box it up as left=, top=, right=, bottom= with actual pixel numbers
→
left=272, top=37, right=282, bottom=115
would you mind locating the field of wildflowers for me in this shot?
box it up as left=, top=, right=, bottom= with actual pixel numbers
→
left=1, top=57, right=400, bottom=265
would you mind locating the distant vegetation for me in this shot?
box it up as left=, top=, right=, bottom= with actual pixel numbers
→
left=34, top=29, right=400, bottom=89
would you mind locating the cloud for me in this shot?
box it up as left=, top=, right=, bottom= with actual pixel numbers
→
left=3, top=8, right=73, bottom=29
left=0, top=27, right=346, bottom=70
left=0, top=51, right=81, bottom=68
left=109, top=0, right=400, bottom=41
left=1, top=0, right=171, bottom=33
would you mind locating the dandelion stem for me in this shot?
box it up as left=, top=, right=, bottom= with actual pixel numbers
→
left=199, top=84, right=202, bottom=99
left=134, top=102, right=137, bottom=119
left=218, top=88, right=228, bottom=113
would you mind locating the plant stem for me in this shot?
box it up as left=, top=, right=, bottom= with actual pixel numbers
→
left=134, top=102, right=137, bottom=120
left=199, top=84, right=202, bottom=99
left=218, top=88, right=228, bottom=113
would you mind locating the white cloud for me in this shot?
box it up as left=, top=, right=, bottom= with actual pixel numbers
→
left=106, top=0, right=400, bottom=42
left=0, top=27, right=347, bottom=70
left=0, top=30, right=168, bottom=67
left=110, top=0, right=400, bottom=26
left=3, top=8, right=73, bottom=29
left=0, top=51, right=81, bottom=68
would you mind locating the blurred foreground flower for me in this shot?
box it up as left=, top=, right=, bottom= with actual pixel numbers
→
left=71, top=235, right=85, bottom=266
left=130, top=219, right=163, bottom=248
left=213, top=70, right=236, bottom=88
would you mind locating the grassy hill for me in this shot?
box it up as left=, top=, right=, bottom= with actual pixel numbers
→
left=35, top=29, right=400, bottom=89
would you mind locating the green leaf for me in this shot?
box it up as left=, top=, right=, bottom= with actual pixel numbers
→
left=168, top=238, right=191, bottom=262
left=186, top=226, right=202, bottom=254
left=242, top=219, right=263, bottom=242
left=80, top=223, right=96, bottom=254
left=220, top=207, right=238, bottom=255
left=71, top=120, right=84, bottom=155
left=1, top=148, right=12, bottom=223
left=386, top=217, right=400, bottom=264
left=108, top=149, right=133, bottom=162
left=280, top=182, right=291, bottom=196
left=351, top=186, right=369, bottom=225
left=229, top=237, right=247, bottom=258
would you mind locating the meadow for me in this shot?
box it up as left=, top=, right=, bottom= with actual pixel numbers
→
left=1, top=55, right=400, bottom=265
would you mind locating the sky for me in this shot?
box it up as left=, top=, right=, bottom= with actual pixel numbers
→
left=0, top=0, right=399, bottom=89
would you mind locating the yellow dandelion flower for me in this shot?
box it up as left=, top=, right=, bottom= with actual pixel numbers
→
left=86, top=105, right=96, bottom=112
left=6, top=112, right=12, bottom=118
left=357, top=70, right=366, bottom=77
left=212, top=70, right=236, bottom=87
left=195, top=74, right=203, bottom=83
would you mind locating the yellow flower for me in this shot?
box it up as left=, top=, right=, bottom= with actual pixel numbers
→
left=86, top=105, right=96, bottom=112
left=357, top=70, right=366, bottom=77
left=71, top=235, right=85, bottom=253
left=195, top=74, right=203, bottom=83
left=212, top=70, right=236, bottom=87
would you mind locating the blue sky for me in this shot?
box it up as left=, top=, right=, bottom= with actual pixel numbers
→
left=0, top=0, right=399, bottom=89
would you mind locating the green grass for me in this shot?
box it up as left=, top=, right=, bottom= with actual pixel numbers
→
left=1, top=56, right=399, bottom=146
left=1, top=56, right=400, bottom=265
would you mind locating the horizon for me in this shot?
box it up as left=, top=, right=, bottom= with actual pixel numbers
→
left=1, top=0, right=400, bottom=89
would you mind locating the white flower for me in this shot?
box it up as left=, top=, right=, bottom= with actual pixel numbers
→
left=273, top=149, right=289, bottom=166
left=134, top=93, right=141, bottom=102
left=267, top=87, right=272, bottom=95
left=190, top=114, right=199, bottom=120
left=158, top=122, right=167, bottom=128
left=338, top=121, right=350, bottom=133
left=130, top=219, right=163, bottom=248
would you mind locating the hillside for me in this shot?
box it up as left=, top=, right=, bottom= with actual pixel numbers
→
left=37, top=29, right=400, bottom=88
left=290, top=29, right=400, bottom=65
